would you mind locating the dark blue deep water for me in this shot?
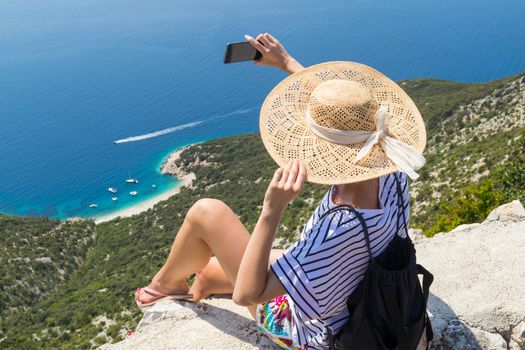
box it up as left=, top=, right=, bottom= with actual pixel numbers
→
left=1, top=0, right=524, bottom=219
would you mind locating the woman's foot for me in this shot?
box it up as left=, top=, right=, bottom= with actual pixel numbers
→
left=189, top=258, right=234, bottom=302
left=135, top=278, right=191, bottom=307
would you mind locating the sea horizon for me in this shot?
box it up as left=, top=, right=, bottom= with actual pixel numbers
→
left=1, top=0, right=525, bottom=220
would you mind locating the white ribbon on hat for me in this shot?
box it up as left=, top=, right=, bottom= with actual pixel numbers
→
left=305, top=105, right=426, bottom=180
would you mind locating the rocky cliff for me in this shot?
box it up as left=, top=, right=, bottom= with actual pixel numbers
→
left=103, top=201, right=525, bottom=350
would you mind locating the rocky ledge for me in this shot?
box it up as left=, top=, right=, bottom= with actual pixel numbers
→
left=101, top=298, right=279, bottom=350
left=103, top=201, right=525, bottom=350
left=161, top=146, right=197, bottom=188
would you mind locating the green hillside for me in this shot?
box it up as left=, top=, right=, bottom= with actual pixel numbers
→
left=0, top=74, right=523, bottom=349
left=401, top=74, right=525, bottom=229
left=0, top=217, right=95, bottom=317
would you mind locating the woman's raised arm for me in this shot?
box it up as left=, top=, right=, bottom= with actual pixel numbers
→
left=245, top=33, right=305, bottom=75
left=233, top=160, right=307, bottom=306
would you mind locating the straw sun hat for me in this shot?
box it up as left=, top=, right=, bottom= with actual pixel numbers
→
left=259, top=61, right=427, bottom=184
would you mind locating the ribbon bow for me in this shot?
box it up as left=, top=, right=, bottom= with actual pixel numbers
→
left=305, top=106, right=426, bottom=179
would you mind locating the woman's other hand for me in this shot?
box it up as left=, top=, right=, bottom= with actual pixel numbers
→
left=244, top=33, right=304, bottom=75
left=263, top=159, right=307, bottom=216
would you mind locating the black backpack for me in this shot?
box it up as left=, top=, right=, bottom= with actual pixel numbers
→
left=321, top=173, right=434, bottom=350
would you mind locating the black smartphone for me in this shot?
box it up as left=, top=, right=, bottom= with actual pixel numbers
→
left=223, top=42, right=262, bottom=64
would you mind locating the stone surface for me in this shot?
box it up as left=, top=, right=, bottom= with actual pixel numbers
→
left=417, top=219, right=525, bottom=333
left=509, top=321, right=525, bottom=350
left=430, top=319, right=507, bottom=350
left=470, top=326, right=508, bottom=350
left=448, top=223, right=481, bottom=233
left=440, top=319, right=481, bottom=350
left=101, top=298, right=278, bottom=350
left=409, top=228, right=426, bottom=241
left=418, top=202, right=525, bottom=349
left=484, top=200, right=525, bottom=222
left=35, top=257, right=53, bottom=264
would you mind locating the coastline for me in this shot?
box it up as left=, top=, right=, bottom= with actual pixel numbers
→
left=160, top=146, right=192, bottom=177
left=94, top=146, right=195, bottom=224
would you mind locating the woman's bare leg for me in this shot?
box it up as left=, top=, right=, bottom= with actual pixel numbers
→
left=190, top=249, right=286, bottom=300
left=139, top=198, right=249, bottom=297
left=137, top=198, right=285, bottom=319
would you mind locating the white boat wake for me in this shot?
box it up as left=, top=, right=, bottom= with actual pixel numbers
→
left=214, top=107, right=255, bottom=118
left=113, top=121, right=204, bottom=144
left=113, top=107, right=255, bottom=144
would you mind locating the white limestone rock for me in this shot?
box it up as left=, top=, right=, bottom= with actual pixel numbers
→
left=484, top=200, right=525, bottom=223
left=509, top=321, right=525, bottom=350
left=469, top=326, right=508, bottom=350
left=409, top=228, right=426, bottom=241
left=448, top=223, right=481, bottom=233
left=101, top=298, right=279, bottom=350
left=35, top=257, right=53, bottom=264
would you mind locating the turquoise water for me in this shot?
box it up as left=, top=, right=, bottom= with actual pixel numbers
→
left=1, top=0, right=524, bottom=219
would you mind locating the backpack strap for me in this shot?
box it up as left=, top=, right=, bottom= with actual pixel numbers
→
left=392, top=172, right=410, bottom=239
left=318, top=204, right=373, bottom=260
left=319, top=195, right=376, bottom=349
left=395, top=172, right=434, bottom=344
left=326, top=325, right=335, bottom=349
left=417, top=264, right=435, bottom=344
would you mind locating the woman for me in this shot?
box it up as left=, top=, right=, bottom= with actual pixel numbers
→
left=135, top=33, right=426, bottom=349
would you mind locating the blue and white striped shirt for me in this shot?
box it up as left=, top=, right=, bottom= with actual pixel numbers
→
left=271, top=172, right=410, bottom=349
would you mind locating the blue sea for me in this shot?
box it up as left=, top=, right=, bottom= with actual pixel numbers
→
left=1, top=0, right=524, bottom=220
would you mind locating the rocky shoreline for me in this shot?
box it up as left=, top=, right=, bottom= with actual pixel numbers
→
left=161, top=146, right=195, bottom=183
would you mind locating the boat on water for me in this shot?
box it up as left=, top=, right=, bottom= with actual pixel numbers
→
left=112, top=197, right=118, bottom=201
left=152, top=184, right=157, bottom=189
left=129, top=191, right=138, bottom=196
left=108, top=187, right=118, bottom=193
left=89, top=203, right=98, bottom=208
left=126, top=178, right=139, bottom=184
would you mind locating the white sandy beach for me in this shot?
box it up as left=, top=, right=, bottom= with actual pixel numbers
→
left=94, top=146, right=195, bottom=223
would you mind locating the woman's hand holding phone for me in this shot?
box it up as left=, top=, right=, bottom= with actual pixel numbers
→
left=244, top=33, right=304, bottom=75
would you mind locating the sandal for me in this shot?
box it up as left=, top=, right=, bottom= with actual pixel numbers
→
left=135, top=287, right=194, bottom=309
